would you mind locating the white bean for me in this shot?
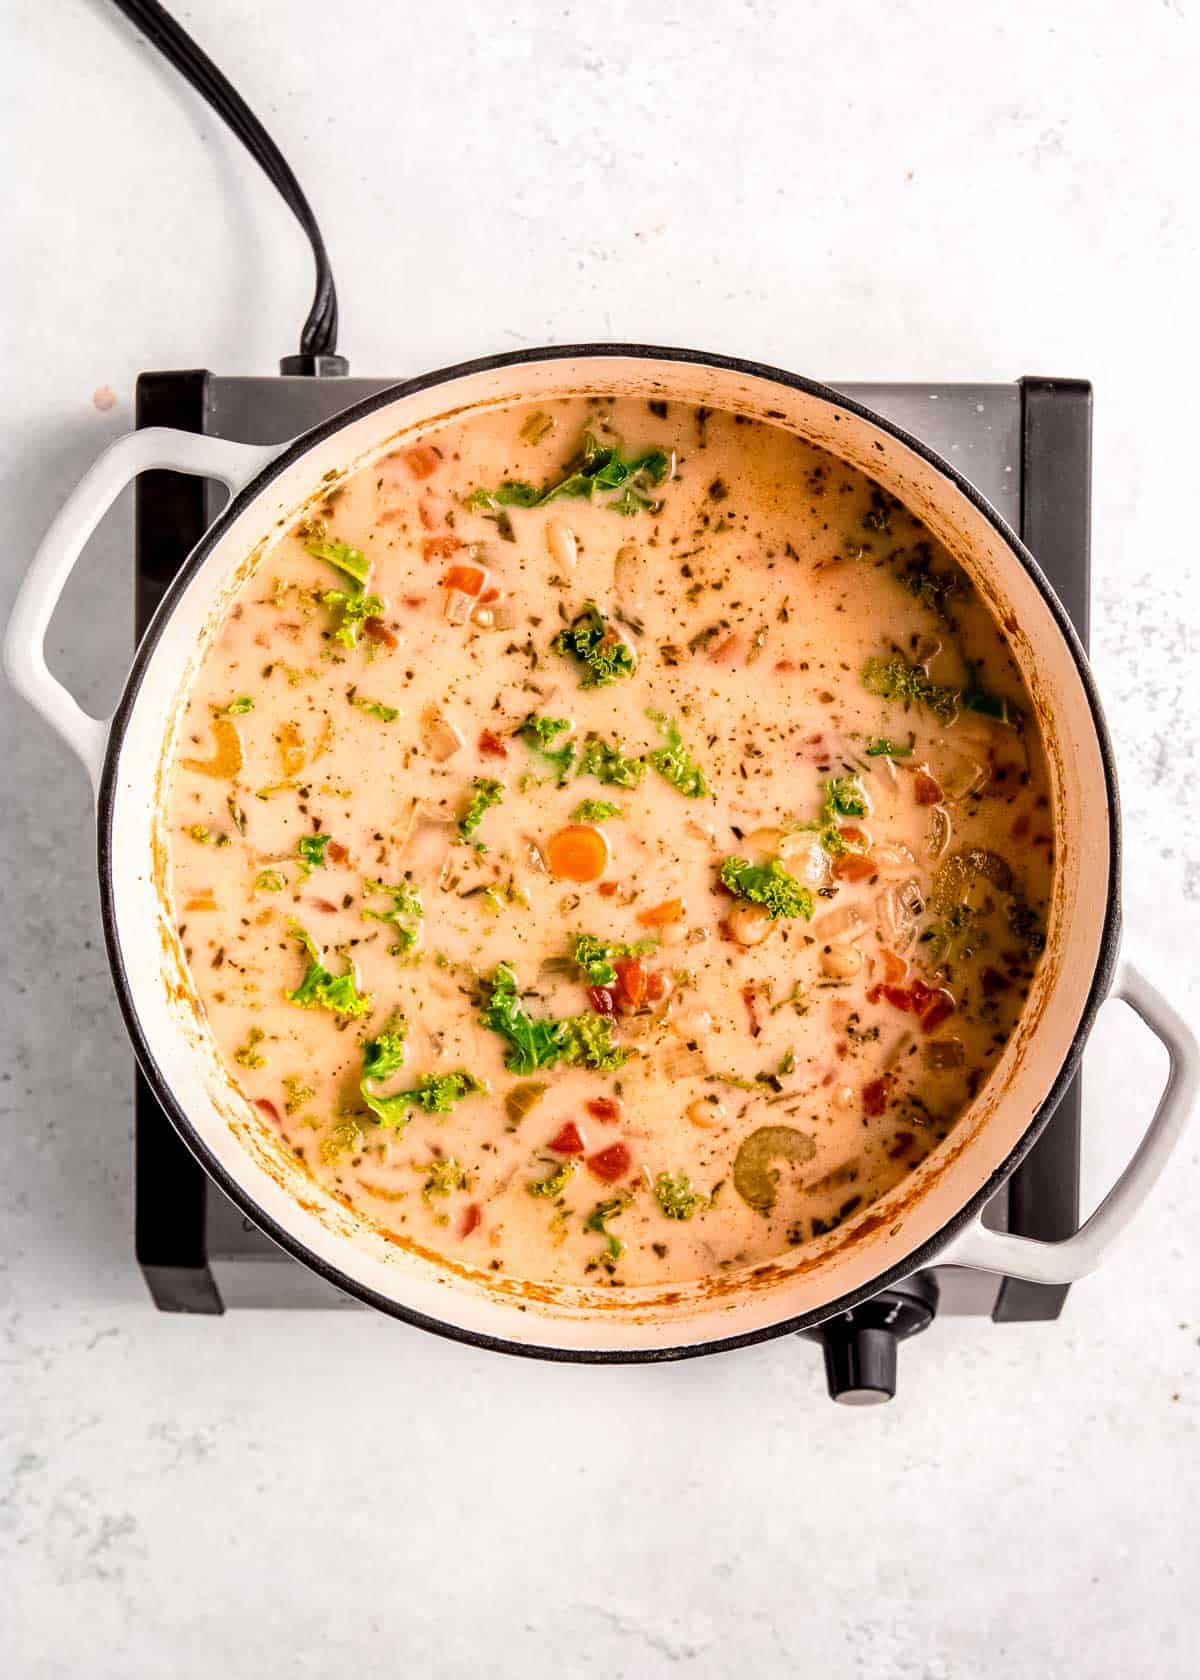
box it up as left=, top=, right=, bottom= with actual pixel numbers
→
left=546, top=521, right=577, bottom=570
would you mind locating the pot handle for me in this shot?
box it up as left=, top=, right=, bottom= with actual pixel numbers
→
left=3, top=427, right=280, bottom=793
left=940, top=961, right=1198, bottom=1285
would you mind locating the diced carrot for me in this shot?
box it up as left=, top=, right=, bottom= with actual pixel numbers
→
left=478, top=729, right=507, bottom=759
left=399, top=443, right=441, bottom=480
left=598, top=881, right=620, bottom=898
left=479, top=586, right=500, bottom=604
left=832, top=852, right=876, bottom=883
left=459, top=1202, right=482, bottom=1239
left=363, top=616, right=398, bottom=649
left=423, top=535, right=462, bottom=564
left=879, top=949, right=908, bottom=985
left=326, top=841, right=348, bottom=864
left=254, top=1098, right=283, bottom=1128
left=613, top=957, right=647, bottom=1011
left=838, top=826, right=869, bottom=849
left=547, top=1121, right=585, bottom=1155
left=440, top=564, right=487, bottom=597
left=585, top=1097, right=622, bottom=1123
left=545, top=824, right=610, bottom=883
left=882, top=986, right=914, bottom=1012
left=644, top=970, right=667, bottom=1003
left=305, top=897, right=339, bottom=914
left=587, top=1142, right=631, bottom=1183
left=636, top=897, right=685, bottom=928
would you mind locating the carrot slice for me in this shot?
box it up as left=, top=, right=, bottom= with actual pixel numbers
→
left=545, top=824, right=610, bottom=883
left=440, top=564, right=488, bottom=597
left=636, top=897, right=685, bottom=928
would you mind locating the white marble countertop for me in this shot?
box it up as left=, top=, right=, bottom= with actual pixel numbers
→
left=3, top=2, right=1198, bottom=1674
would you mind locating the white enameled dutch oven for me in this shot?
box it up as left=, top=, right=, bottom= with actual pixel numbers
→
left=7, top=346, right=1197, bottom=1360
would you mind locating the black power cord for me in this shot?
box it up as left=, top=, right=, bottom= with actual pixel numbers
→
left=111, top=0, right=348, bottom=376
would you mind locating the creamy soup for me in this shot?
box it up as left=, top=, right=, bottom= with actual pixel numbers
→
left=167, top=397, right=1053, bottom=1288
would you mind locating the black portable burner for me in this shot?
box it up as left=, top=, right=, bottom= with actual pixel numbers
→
left=131, top=369, right=1092, bottom=1400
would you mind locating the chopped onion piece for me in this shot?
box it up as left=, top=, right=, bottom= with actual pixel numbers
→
left=420, top=705, right=464, bottom=762
left=926, top=805, right=952, bottom=860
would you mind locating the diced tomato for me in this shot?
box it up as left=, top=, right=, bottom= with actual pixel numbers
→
left=908, top=979, right=935, bottom=1014
left=636, top=897, right=685, bottom=928
left=547, top=1121, right=585, bottom=1155
left=882, top=985, right=915, bottom=1012
left=478, top=729, right=507, bottom=759
left=587, top=1142, right=631, bottom=1183
left=402, top=594, right=426, bottom=608
left=588, top=985, right=616, bottom=1017
left=914, top=770, right=943, bottom=806
left=838, top=825, right=869, bottom=849
left=644, top=970, right=667, bottom=1003
left=585, top=1097, right=622, bottom=1123
left=862, top=1076, right=891, bottom=1118
left=363, top=616, right=398, bottom=649
left=832, top=852, right=876, bottom=883
left=422, top=535, right=462, bottom=563
left=459, top=1202, right=482, bottom=1239
left=866, top=983, right=883, bottom=1004
left=399, top=443, right=441, bottom=480
left=921, top=991, right=956, bottom=1033
left=326, top=841, right=348, bottom=864
left=879, top=949, right=908, bottom=985
left=598, top=881, right=620, bottom=898
left=614, top=957, right=647, bottom=1011
left=440, top=564, right=488, bottom=598
left=254, top=1099, right=283, bottom=1128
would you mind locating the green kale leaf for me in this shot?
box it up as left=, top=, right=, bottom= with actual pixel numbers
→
left=284, top=922, right=371, bottom=1018
left=646, top=711, right=710, bottom=799
left=719, top=857, right=815, bottom=921
left=361, top=877, right=424, bottom=954
left=478, top=962, right=631, bottom=1075
left=552, top=602, right=636, bottom=689
left=458, top=776, right=504, bottom=840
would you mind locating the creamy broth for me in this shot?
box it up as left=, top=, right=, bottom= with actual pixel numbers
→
left=167, top=397, right=1053, bottom=1288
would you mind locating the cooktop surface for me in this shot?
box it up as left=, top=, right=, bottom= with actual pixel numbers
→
left=132, top=371, right=1092, bottom=1376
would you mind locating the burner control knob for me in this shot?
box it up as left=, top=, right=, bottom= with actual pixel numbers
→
left=801, top=1273, right=939, bottom=1405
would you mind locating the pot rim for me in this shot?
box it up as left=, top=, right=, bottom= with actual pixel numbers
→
left=96, top=342, right=1123, bottom=1360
